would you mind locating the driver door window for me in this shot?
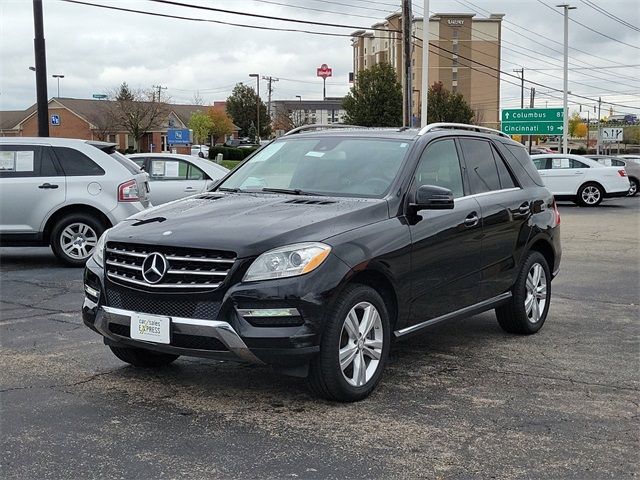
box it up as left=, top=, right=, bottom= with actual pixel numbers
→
left=414, top=139, right=464, bottom=198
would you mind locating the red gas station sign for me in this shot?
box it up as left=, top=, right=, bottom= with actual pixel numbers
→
left=316, top=64, right=333, bottom=79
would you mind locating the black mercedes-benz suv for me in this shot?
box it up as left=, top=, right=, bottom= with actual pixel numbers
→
left=83, top=123, right=561, bottom=402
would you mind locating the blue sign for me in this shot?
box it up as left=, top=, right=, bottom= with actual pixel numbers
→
left=50, top=114, right=60, bottom=126
left=167, top=128, right=192, bottom=145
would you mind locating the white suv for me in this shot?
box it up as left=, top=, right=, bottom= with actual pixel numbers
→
left=0, top=138, right=150, bottom=266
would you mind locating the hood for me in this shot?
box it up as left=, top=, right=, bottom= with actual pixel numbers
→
left=109, top=192, right=389, bottom=258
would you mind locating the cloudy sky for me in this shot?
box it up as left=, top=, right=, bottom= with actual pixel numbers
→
left=0, top=0, right=638, bottom=117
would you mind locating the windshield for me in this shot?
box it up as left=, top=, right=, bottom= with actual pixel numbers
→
left=216, top=136, right=411, bottom=198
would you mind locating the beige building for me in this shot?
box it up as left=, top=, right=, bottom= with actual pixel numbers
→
left=351, top=12, right=503, bottom=128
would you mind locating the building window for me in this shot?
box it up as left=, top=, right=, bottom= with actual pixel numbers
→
left=412, top=72, right=415, bottom=80
left=453, top=28, right=459, bottom=39
left=452, top=85, right=457, bottom=94
left=452, top=71, right=457, bottom=82
left=364, top=48, right=367, bottom=53
left=452, top=43, right=458, bottom=54
left=452, top=56, right=458, bottom=67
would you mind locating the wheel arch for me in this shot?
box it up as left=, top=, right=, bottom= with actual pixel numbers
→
left=43, top=204, right=112, bottom=244
left=577, top=179, right=606, bottom=195
left=527, top=237, right=555, bottom=274
left=346, top=269, right=399, bottom=331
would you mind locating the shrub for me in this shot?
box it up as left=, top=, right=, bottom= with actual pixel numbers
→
left=208, top=146, right=258, bottom=161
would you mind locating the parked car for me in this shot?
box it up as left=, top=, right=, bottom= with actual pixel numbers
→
left=128, top=153, right=228, bottom=205
left=0, top=138, right=150, bottom=266
left=224, top=138, right=259, bottom=149
left=585, top=155, right=639, bottom=196
left=530, top=153, right=630, bottom=206
left=83, top=124, right=561, bottom=402
left=190, top=145, right=209, bottom=158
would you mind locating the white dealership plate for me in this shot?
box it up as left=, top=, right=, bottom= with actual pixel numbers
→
left=130, top=313, right=170, bottom=344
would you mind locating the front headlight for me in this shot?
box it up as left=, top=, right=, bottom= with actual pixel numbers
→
left=243, top=242, right=331, bottom=282
left=91, top=228, right=111, bottom=266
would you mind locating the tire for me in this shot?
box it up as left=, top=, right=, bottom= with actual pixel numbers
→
left=496, top=251, right=551, bottom=335
left=308, top=284, right=391, bottom=402
left=628, top=178, right=638, bottom=197
left=109, top=345, right=179, bottom=367
left=577, top=182, right=603, bottom=207
left=50, top=213, right=106, bottom=267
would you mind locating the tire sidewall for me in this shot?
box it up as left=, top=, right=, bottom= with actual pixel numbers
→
left=50, top=213, right=105, bottom=267
left=628, top=178, right=638, bottom=197
left=322, top=285, right=391, bottom=400
left=513, top=252, right=551, bottom=334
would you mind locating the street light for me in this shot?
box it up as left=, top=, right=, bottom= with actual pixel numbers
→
left=249, top=73, right=260, bottom=142
left=295, top=95, right=302, bottom=126
left=556, top=4, right=576, bottom=154
left=52, top=74, right=64, bottom=98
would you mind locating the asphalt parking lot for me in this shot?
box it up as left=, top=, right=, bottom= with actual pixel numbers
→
left=1, top=197, right=638, bottom=479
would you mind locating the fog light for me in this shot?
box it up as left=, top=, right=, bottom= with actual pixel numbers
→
left=237, top=308, right=299, bottom=317
left=84, top=284, right=99, bottom=300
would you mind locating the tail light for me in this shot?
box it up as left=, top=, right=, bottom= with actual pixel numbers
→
left=618, top=169, right=627, bottom=177
left=552, top=199, right=561, bottom=226
left=118, top=179, right=140, bottom=202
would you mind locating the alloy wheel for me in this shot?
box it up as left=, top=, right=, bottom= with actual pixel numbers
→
left=525, top=263, right=547, bottom=323
left=581, top=186, right=601, bottom=205
left=628, top=180, right=637, bottom=196
left=60, top=222, right=98, bottom=260
left=339, top=301, right=384, bottom=387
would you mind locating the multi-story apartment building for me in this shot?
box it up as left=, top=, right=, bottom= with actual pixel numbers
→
left=351, top=12, right=504, bottom=128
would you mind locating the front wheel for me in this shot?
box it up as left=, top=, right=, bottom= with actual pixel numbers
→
left=496, top=251, right=551, bottom=335
left=308, top=285, right=390, bottom=402
left=577, top=183, right=603, bottom=207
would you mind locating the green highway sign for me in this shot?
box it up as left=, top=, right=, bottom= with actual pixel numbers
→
left=502, top=122, right=564, bottom=135
left=92, top=94, right=108, bottom=99
left=501, top=108, right=563, bottom=135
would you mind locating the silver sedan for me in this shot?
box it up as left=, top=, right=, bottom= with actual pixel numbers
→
left=128, top=153, right=229, bottom=205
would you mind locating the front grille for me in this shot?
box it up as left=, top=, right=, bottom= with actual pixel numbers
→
left=107, top=323, right=227, bottom=352
left=106, top=284, right=222, bottom=319
left=105, top=242, right=236, bottom=291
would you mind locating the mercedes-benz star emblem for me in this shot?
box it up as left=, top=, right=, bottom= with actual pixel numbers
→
left=141, top=252, right=168, bottom=284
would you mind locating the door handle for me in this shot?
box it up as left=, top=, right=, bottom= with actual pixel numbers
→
left=38, top=183, right=59, bottom=189
left=184, top=186, right=197, bottom=192
left=518, top=202, right=530, bottom=215
left=464, top=213, right=479, bottom=227
left=574, top=171, right=584, bottom=175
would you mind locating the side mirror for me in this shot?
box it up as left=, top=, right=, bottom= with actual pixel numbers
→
left=411, top=185, right=455, bottom=210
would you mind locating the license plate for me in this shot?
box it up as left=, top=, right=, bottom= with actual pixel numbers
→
left=130, top=313, right=170, bottom=344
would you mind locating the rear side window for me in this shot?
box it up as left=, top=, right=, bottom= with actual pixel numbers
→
left=459, top=138, right=500, bottom=194
left=149, top=158, right=189, bottom=180
left=533, top=157, right=551, bottom=170
left=491, top=145, right=517, bottom=189
left=54, top=147, right=105, bottom=176
left=503, top=144, right=545, bottom=187
left=0, top=145, right=61, bottom=178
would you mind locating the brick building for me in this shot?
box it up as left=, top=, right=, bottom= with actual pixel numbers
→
left=351, top=12, right=504, bottom=128
left=0, top=98, right=238, bottom=153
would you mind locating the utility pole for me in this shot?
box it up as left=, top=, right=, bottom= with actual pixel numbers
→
left=529, top=87, right=535, bottom=153
left=557, top=3, right=576, bottom=154
left=402, top=0, right=413, bottom=127
left=514, top=67, right=525, bottom=146
left=596, top=96, right=602, bottom=154
left=32, top=0, right=49, bottom=137
left=262, top=75, right=279, bottom=121
left=420, top=0, right=430, bottom=127
left=153, top=85, right=166, bottom=102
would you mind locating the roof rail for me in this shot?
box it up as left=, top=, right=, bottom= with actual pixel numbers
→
left=282, top=124, right=364, bottom=136
left=418, top=122, right=510, bottom=139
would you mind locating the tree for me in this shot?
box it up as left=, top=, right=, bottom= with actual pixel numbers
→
left=226, top=83, right=270, bottom=139
left=575, top=122, right=588, bottom=139
left=207, top=107, right=235, bottom=145
left=108, top=84, right=169, bottom=151
left=427, top=82, right=474, bottom=124
left=568, top=111, right=582, bottom=137
left=188, top=110, right=214, bottom=145
left=343, top=63, right=402, bottom=127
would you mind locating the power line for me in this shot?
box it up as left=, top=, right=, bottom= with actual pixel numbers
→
left=248, top=0, right=386, bottom=20
left=536, top=0, right=640, bottom=50
left=578, top=0, right=640, bottom=33
left=146, top=0, right=401, bottom=33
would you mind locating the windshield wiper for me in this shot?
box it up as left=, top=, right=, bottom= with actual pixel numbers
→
left=261, top=187, right=324, bottom=196
left=218, top=187, right=244, bottom=193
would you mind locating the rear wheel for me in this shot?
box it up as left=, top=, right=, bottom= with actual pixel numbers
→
left=496, top=251, right=551, bottom=335
left=308, top=284, right=390, bottom=402
left=109, top=345, right=179, bottom=367
left=50, top=213, right=105, bottom=267
left=577, top=183, right=603, bottom=207
left=628, top=178, right=638, bottom=197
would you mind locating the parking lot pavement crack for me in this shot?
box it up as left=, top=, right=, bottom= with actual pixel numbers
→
left=0, top=299, right=77, bottom=316
left=554, top=293, right=638, bottom=307
left=487, top=368, right=639, bottom=392
left=0, top=368, right=120, bottom=394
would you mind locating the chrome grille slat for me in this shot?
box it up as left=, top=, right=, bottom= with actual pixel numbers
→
left=107, top=272, right=221, bottom=289
left=105, top=242, right=236, bottom=292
